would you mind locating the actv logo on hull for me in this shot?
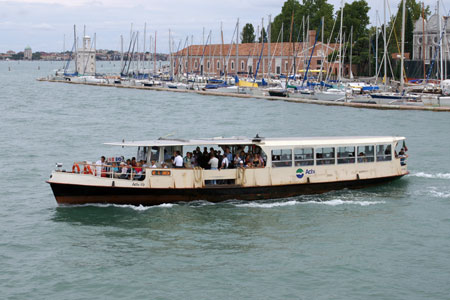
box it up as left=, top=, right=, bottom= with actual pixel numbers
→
left=296, top=168, right=315, bottom=179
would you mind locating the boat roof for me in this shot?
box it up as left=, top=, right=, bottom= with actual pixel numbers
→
left=104, top=136, right=406, bottom=148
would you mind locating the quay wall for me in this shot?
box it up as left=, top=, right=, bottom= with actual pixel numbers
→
left=36, top=78, right=450, bottom=112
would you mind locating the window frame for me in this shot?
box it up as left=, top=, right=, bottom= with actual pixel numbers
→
left=271, top=149, right=293, bottom=168
left=376, top=144, right=392, bottom=162
left=294, top=147, right=314, bottom=166
left=357, top=145, right=375, bottom=163
left=315, top=147, right=336, bottom=165
left=337, top=146, right=356, bottom=164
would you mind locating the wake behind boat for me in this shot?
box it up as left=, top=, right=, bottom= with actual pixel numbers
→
left=47, top=135, right=409, bottom=206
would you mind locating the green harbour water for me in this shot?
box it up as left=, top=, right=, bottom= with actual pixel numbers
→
left=1, top=61, right=450, bottom=299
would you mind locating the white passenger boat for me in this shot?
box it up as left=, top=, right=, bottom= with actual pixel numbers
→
left=47, top=135, right=409, bottom=206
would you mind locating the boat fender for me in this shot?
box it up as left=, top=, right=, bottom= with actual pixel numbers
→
left=112, top=181, right=115, bottom=187
left=357, top=174, right=360, bottom=180
left=72, top=163, right=81, bottom=174
left=307, top=177, right=310, bottom=183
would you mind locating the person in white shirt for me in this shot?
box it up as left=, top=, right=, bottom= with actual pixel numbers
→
left=173, top=151, right=183, bottom=168
left=220, top=154, right=229, bottom=170
left=150, top=160, right=157, bottom=168
left=208, top=152, right=219, bottom=184
left=119, top=162, right=128, bottom=179
left=95, top=156, right=105, bottom=177
left=208, top=152, right=219, bottom=169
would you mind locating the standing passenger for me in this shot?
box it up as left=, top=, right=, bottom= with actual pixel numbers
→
left=173, top=151, right=183, bottom=168
left=208, top=152, right=219, bottom=184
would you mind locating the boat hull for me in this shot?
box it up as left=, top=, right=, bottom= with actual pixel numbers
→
left=48, top=174, right=405, bottom=206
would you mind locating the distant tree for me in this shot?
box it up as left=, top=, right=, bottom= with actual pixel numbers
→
left=11, top=52, right=24, bottom=60
left=32, top=52, right=41, bottom=60
left=258, top=27, right=268, bottom=43
left=271, top=0, right=334, bottom=43
left=388, top=0, right=431, bottom=55
left=405, top=9, right=414, bottom=55
left=327, top=50, right=339, bottom=62
left=241, top=23, right=256, bottom=43
left=335, top=0, right=370, bottom=42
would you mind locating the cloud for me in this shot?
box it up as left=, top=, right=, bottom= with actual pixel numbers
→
left=31, top=23, right=55, bottom=30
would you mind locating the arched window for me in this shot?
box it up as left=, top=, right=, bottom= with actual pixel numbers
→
left=207, top=60, right=210, bottom=70
left=231, top=61, right=234, bottom=70
left=217, top=61, right=220, bottom=70
left=241, top=60, right=244, bottom=70
left=418, top=46, right=422, bottom=59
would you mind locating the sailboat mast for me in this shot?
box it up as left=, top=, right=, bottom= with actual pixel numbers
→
left=74, top=25, right=77, bottom=74
left=400, top=0, right=406, bottom=91
left=236, top=19, right=239, bottom=76
left=262, top=17, right=265, bottom=78
left=143, top=23, right=147, bottom=73
left=422, top=2, right=426, bottom=80
left=169, top=29, right=173, bottom=79
left=268, top=15, right=271, bottom=79
left=383, top=0, right=387, bottom=90
left=338, top=0, right=344, bottom=82
left=350, top=26, right=353, bottom=79
left=286, top=10, right=294, bottom=89
left=281, top=23, right=283, bottom=74
left=438, top=0, right=444, bottom=89
left=154, top=31, right=157, bottom=76
left=376, top=10, right=379, bottom=80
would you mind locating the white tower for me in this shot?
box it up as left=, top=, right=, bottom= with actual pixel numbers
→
left=76, top=36, right=96, bottom=75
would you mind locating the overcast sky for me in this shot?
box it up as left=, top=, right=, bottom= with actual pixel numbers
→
left=0, top=0, right=446, bottom=53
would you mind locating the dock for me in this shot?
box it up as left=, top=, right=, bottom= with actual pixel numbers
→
left=37, top=78, right=450, bottom=112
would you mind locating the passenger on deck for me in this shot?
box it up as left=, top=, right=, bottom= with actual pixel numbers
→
left=398, top=148, right=408, bottom=166
left=233, top=153, right=241, bottom=168
left=95, top=156, right=106, bottom=177
left=208, top=152, right=219, bottom=170
left=253, top=153, right=264, bottom=167
left=191, top=151, right=197, bottom=167
left=119, top=162, right=128, bottom=179
left=208, top=152, right=219, bottom=184
left=131, top=157, right=137, bottom=167
left=141, top=160, right=148, bottom=168
left=111, top=162, right=119, bottom=177
left=134, top=162, right=143, bottom=180
left=220, top=154, right=229, bottom=170
left=173, top=151, right=183, bottom=168
left=239, top=150, right=246, bottom=162
left=225, top=147, right=233, bottom=162
left=150, top=160, right=157, bottom=168
left=184, top=152, right=192, bottom=168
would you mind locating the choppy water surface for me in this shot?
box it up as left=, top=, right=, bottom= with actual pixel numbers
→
left=1, top=61, right=450, bottom=299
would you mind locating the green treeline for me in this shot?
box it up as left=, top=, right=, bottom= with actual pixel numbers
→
left=240, top=0, right=430, bottom=76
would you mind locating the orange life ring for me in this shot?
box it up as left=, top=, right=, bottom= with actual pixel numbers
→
left=72, top=163, right=81, bottom=173
left=83, top=164, right=95, bottom=175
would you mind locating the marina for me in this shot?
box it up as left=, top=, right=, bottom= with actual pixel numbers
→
left=37, top=77, right=450, bottom=112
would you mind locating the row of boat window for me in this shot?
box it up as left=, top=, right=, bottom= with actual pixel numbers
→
left=271, top=144, right=392, bottom=167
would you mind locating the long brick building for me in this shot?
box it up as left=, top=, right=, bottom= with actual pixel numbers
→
left=172, top=30, right=343, bottom=78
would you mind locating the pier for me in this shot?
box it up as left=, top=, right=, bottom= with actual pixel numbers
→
left=37, top=78, right=450, bottom=112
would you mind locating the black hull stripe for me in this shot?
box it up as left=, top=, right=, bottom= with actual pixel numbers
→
left=48, top=174, right=405, bottom=206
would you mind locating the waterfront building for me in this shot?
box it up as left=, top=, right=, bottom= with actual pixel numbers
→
left=413, top=14, right=450, bottom=62
left=172, top=30, right=343, bottom=78
left=24, top=46, right=32, bottom=60
left=76, top=36, right=96, bottom=75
